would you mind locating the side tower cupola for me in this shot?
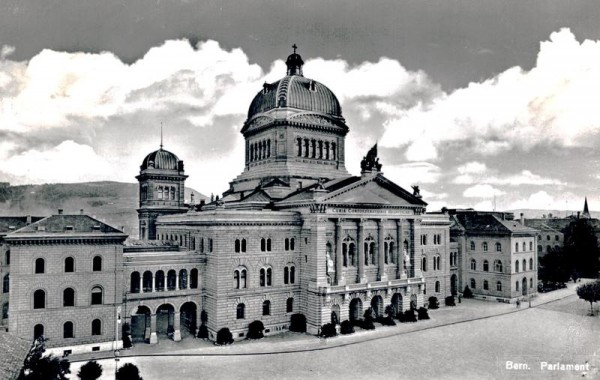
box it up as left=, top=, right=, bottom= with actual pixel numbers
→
left=136, top=141, right=188, bottom=240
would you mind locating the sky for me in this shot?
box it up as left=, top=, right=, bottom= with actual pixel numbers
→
left=1, top=0, right=600, bottom=213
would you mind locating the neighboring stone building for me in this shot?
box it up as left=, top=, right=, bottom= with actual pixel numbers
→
left=448, top=209, right=538, bottom=302
left=1, top=216, right=44, bottom=330
left=4, top=211, right=127, bottom=355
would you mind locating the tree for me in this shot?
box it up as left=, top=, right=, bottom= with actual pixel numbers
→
left=462, top=285, right=473, bottom=298
left=564, top=219, right=600, bottom=278
left=19, top=337, right=70, bottom=380
left=539, top=246, right=573, bottom=284
left=77, top=361, right=102, bottom=380
left=576, top=280, right=600, bottom=316
left=116, top=363, right=142, bottom=380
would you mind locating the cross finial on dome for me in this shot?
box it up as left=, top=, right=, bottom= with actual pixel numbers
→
left=292, top=43, right=298, bottom=54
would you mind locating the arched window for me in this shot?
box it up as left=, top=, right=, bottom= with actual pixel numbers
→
left=285, top=238, right=290, bottom=251
left=261, top=238, right=266, bottom=252
left=529, top=258, right=533, bottom=271
left=91, top=319, right=102, bottom=335
left=470, top=259, right=476, bottom=271
left=422, top=257, right=427, bottom=272
left=286, top=297, right=294, bottom=313
left=284, top=267, right=289, bottom=285
left=483, top=260, right=489, bottom=272
left=495, top=260, right=503, bottom=273
left=34, top=324, right=44, bottom=339
left=190, top=268, right=198, bottom=289
left=235, top=239, right=240, bottom=253
left=92, top=256, right=102, bottom=271
left=470, top=279, right=476, bottom=289
left=265, top=267, right=272, bottom=286
left=236, top=303, right=245, bottom=319
left=260, top=268, right=265, bottom=286
left=364, top=237, right=375, bottom=265
left=470, top=241, right=475, bottom=250
left=530, top=278, right=533, bottom=289
left=529, top=242, right=533, bottom=251
left=2, top=274, right=8, bottom=293
left=267, top=238, right=272, bottom=251
left=2, top=303, right=8, bottom=319
left=482, top=242, right=488, bottom=251
left=496, top=242, right=502, bottom=252
left=63, top=288, right=75, bottom=307
left=35, top=258, right=45, bottom=274
left=63, top=321, right=74, bottom=339
left=179, top=269, right=188, bottom=289
left=4, top=250, right=9, bottom=265
left=496, top=281, right=502, bottom=291
left=262, top=300, right=271, bottom=316
left=483, top=280, right=489, bottom=290
left=515, top=260, right=519, bottom=273
left=515, top=243, right=519, bottom=252
left=167, top=270, right=176, bottom=291
left=155, top=270, right=165, bottom=291
left=435, top=255, right=441, bottom=270
left=435, top=281, right=440, bottom=293
left=33, top=289, right=45, bottom=309
left=290, top=266, right=295, bottom=284
left=64, top=257, right=75, bottom=273
left=91, top=286, right=103, bottom=305
left=522, top=242, right=526, bottom=252
left=130, top=272, right=140, bottom=293
left=234, top=268, right=247, bottom=289
left=389, top=241, right=395, bottom=264
left=522, top=259, right=527, bottom=272
left=142, top=271, right=152, bottom=292
left=290, top=238, right=295, bottom=251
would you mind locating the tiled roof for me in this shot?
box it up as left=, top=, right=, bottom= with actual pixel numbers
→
left=451, top=213, right=537, bottom=235
left=0, top=216, right=45, bottom=234
left=0, top=332, right=31, bottom=380
left=8, top=214, right=123, bottom=235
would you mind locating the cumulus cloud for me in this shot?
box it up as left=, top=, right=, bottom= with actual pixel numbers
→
left=463, top=184, right=505, bottom=198
left=380, top=28, right=600, bottom=160
left=383, top=162, right=441, bottom=189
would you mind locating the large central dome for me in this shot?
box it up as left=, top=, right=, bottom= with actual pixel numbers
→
left=246, top=48, right=342, bottom=121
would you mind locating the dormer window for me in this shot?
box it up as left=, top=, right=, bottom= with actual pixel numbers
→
left=65, top=226, right=74, bottom=231
left=309, top=80, right=316, bottom=91
left=37, top=226, right=46, bottom=231
left=92, top=225, right=101, bottom=231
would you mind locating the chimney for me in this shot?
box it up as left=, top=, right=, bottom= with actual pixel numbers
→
left=577, top=211, right=581, bottom=219
left=520, top=213, right=524, bottom=225
left=58, top=209, right=63, bottom=215
left=26, top=215, right=32, bottom=225
left=199, top=199, right=205, bottom=207
left=80, top=209, right=84, bottom=215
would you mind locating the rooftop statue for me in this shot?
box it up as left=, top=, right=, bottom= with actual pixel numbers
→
left=360, top=144, right=382, bottom=172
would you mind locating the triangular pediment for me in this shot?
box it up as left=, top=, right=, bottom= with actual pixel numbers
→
left=321, top=176, right=426, bottom=207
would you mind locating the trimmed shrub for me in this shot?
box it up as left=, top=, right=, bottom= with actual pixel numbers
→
left=418, top=307, right=430, bottom=320
left=463, top=285, right=474, bottom=298
left=385, top=305, right=395, bottom=318
left=116, top=363, right=142, bottom=380
left=402, top=309, right=417, bottom=323
left=445, top=296, right=456, bottom=306
left=361, top=312, right=376, bottom=330
left=247, top=320, right=265, bottom=340
left=340, top=320, right=354, bottom=335
left=289, top=313, right=307, bottom=333
left=351, top=318, right=364, bottom=327
left=428, top=296, right=439, bottom=309
left=78, top=360, right=103, bottom=380
left=197, top=324, right=209, bottom=339
left=379, top=316, right=397, bottom=326
left=319, top=323, right=337, bottom=338
left=216, top=327, right=234, bottom=345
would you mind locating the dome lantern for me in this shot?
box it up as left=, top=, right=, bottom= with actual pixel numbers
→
left=286, top=44, right=304, bottom=76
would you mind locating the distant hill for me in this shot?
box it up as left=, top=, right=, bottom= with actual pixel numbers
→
left=0, top=181, right=206, bottom=237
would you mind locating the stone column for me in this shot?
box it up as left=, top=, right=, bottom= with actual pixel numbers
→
left=152, top=275, right=156, bottom=292
left=187, top=270, right=191, bottom=290
left=149, top=313, right=158, bottom=344
left=335, top=219, right=344, bottom=285
left=396, top=219, right=404, bottom=279
left=173, top=312, right=181, bottom=341
left=139, top=276, right=143, bottom=293
left=357, top=219, right=366, bottom=283
left=378, top=219, right=387, bottom=281
left=176, top=272, right=180, bottom=290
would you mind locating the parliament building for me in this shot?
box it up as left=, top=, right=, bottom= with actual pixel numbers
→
left=2, top=48, right=454, bottom=354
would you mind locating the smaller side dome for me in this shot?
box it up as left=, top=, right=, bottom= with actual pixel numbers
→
left=140, top=148, right=181, bottom=171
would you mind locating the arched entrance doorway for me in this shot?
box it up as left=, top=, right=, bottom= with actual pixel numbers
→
left=156, top=304, right=175, bottom=339
left=349, top=298, right=363, bottom=322
left=131, top=305, right=151, bottom=343
left=522, top=278, right=528, bottom=296
left=451, top=274, right=458, bottom=295
left=371, top=295, right=384, bottom=317
left=391, top=293, right=403, bottom=316
left=180, top=302, right=197, bottom=338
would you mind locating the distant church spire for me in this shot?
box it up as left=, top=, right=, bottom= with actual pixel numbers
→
left=582, top=197, right=591, bottom=218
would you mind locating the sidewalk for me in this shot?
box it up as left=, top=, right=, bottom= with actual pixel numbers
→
left=68, top=281, right=585, bottom=363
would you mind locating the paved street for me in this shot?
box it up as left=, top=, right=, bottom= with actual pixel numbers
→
left=69, top=284, right=599, bottom=379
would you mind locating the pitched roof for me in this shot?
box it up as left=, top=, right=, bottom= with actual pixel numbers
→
left=451, top=212, right=538, bottom=235
left=6, top=214, right=126, bottom=238
left=0, top=332, right=31, bottom=380
left=0, top=216, right=45, bottom=235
